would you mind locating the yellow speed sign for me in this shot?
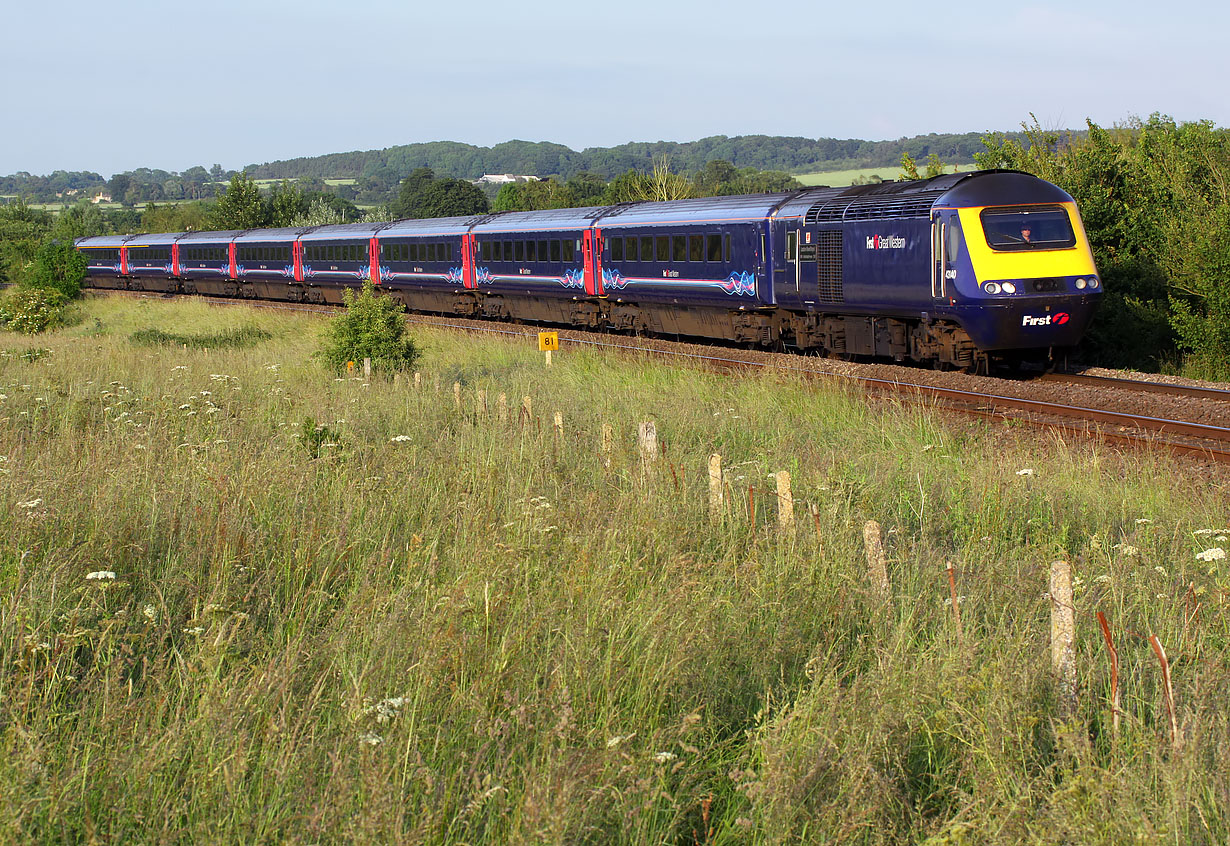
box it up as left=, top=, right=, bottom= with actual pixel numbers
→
left=538, top=331, right=559, bottom=352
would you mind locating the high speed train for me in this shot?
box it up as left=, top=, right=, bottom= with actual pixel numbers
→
left=76, top=170, right=1102, bottom=370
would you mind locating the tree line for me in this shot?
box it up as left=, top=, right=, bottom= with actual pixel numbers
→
left=2, top=131, right=1025, bottom=207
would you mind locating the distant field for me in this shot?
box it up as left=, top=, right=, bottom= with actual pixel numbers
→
left=795, top=162, right=977, bottom=187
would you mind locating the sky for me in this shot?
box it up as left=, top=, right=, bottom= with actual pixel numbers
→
left=2, top=0, right=1226, bottom=178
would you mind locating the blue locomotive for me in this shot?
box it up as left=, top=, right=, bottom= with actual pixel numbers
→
left=76, top=169, right=1102, bottom=369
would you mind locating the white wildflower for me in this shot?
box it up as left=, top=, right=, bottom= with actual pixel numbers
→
left=1016, top=468, right=1035, bottom=476
left=1193, top=529, right=1216, bottom=536
left=390, top=435, right=412, bottom=443
left=654, top=751, right=677, bottom=764
left=143, top=604, right=157, bottom=621
left=1094, top=574, right=1111, bottom=583
left=364, top=696, right=408, bottom=724
left=1115, top=544, right=1139, bottom=557
left=1195, top=548, right=1226, bottom=562
left=85, top=570, right=116, bottom=580
left=606, top=733, right=636, bottom=748
left=358, top=732, right=384, bottom=746
left=179, top=403, right=191, bottom=410
left=18, top=498, right=42, bottom=509
left=183, top=626, right=204, bottom=636
left=1153, top=566, right=1167, bottom=576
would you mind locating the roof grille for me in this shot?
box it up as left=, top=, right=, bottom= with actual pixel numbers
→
left=805, top=191, right=944, bottom=225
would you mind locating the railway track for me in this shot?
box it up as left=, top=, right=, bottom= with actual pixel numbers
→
left=100, top=289, right=1230, bottom=463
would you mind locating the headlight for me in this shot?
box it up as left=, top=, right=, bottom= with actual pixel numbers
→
left=1088, top=277, right=1100, bottom=289
left=1001, top=282, right=1017, bottom=294
left=1075, top=278, right=1087, bottom=289
left=984, top=282, right=1001, bottom=294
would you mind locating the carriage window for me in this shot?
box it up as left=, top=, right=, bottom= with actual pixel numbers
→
left=672, top=236, right=686, bottom=262
left=562, top=239, right=575, bottom=262
left=786, top=231, right=797, bottom=261
left=515, top=241, right=525, bottom=262
left=689, top=235, right=703, bottom=262
left=724, top=234, right=731, bottom=262
left=625, top=237, right=637, bottom=261
left=427, top=243, right=436, bottom=262
left=526, top=240, right=536, bottom=261
left=656, top=236, right=669, bottom=262
left=539, top=240, right=549, bottom=262
left=550, top=240, right=561, bottom=262
left=707, top=234, right=722, bottom=262
left=980, top=205, right=1074, bottom=250
left=480, top=241, right=490, bottom=261
left=502, top=241, right=513, bottom=262
left=610, top=237, right=623, bottom=261
left=447, top=243, right=454, bottom=262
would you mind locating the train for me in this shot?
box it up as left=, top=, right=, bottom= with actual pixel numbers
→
left=75, top=169, right=1102, bottom=371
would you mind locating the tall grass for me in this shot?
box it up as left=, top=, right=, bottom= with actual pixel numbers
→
left=0, top=296, right=1227, bottom=843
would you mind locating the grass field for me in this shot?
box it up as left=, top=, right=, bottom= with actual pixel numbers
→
left=1, top=295, right=1228, bottom=843
left=794, top=163, right=978, bottom=187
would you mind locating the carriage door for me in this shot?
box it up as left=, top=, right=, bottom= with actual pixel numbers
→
left=931, top=214, right=946, bottom=299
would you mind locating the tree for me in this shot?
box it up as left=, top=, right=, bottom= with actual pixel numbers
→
left=269, top=181, right=306, bottom=227
left=492, top=179, right=572, bottom=212
left=417, top=179, right=489, bottom=217
left=391, top=167, right=438, bottom=218
left=208, top=172, right=268, bottom=230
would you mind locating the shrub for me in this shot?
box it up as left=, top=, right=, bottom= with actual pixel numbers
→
left=23, top=240, right=86, bottom=299
left=0, top=286, right=71, bottom=334
left=317, top=281, right=420, bottom=374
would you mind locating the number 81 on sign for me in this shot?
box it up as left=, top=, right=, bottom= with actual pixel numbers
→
left=538, top=332, right=559, bottom=352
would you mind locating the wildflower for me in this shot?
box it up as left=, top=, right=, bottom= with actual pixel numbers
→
left=179, top=403, right=191, bottom=409
left=1195, top=548, right=1226, bottom=562
left=1115, top=544, right=1139, bottom=557
left=654, top=751, right=677, bottom=764
left=390, top=435, right=412, bottom=443
left=358, top=732, right=383, bottom=746
left=606, top=733, right=635, bottom=748
left=1153, top=566, right=1167, bottom=576
left=143, top=604, right=157, bottom=621
left=364, top=696, right=408, bottom=724
left=1193, top=529, right=1216, bottom=536
left=1094, top=574, right=1110, bottom=583
left=18, top=498, right=42, bottom=509
left=1016, top=468, right=1035, bottom=476
left=922, top=444, right=934, bottom=452
left=85, top=570, right=116, bottom=580
left=183, top=626, right=204, bottom=636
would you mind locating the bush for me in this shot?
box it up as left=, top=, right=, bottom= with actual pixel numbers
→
left=129, top=325, right=272, bottom=350
left=317, top=282, right=420, bottom=374
left=23, top=240, right=86, bottom=299
left=0, top=286, right=71, bottom=334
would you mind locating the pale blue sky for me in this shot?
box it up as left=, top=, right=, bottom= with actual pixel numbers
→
left=2, top=0, right=1225, bottom=177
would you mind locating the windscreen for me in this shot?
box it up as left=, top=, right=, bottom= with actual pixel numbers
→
left=980, top=205, right=1075, bottom=251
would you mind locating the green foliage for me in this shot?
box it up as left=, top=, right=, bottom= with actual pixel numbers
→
left=390, top=167, right=489, bottom=219
left=978, top=114, right=1230, bottom=373
left=0, top=198, right=53, bottom=283
left=129, top=325, right=272, bottom=350
left=207, top=172, right=268, bottom=230
left=23, top=240, right=86, bottom=299
left=491, top=179, right=573, bottom=212
left=317, top=281, right=421, bottom=374
left=900, top=152, right=922, bottom=180
left=0, top=286, right=71, bottom=334
left=296, top=416, right=342, bottom=459
left=141, top=201, right=210, bottom=234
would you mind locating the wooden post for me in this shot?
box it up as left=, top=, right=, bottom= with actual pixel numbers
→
left=363, top=357, right=371, bottom=381
left=863, top=520, right=891, bottom=605
left=454, top=382, right=462, bottom=410
left=414, top=371, right=422, bottom=390
left=601, top=424, right=613, bottom=468
left=708, top=454, right=723, bottom=518
left=553, top=411, right=563, bottom=439
left=945, top=561, right=964, bottom=648
left=497, top=392, right=508, bottom=424
left=637, top=422, right=659, bottom=463
left=394, top=373, right=403, bottom=386
left=775, top=471, right=794, bottom=530
left=545, top=349, right=553, bottom=368
left=1050, top=559, right=1077, bottom=716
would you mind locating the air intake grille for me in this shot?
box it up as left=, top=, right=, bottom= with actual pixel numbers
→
left=817, top=231, right=843, bottom=303
left=805, top=191, right=944, bottom=224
